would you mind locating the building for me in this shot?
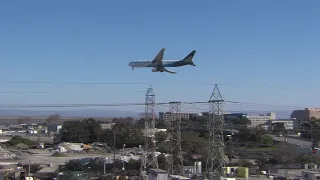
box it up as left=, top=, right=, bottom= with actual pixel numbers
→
left=47, top=124, right=62, bottom=133
left=268, top=119, right=294, bottom=130
left=57, top=171, right=88, bottom=180
left=170, top=175, right=191, bottom=179
left=0, top=169, right=26, bottom=180
left=148, top=169, right=168, bottom=180
left=142, top=128, right=166, bottom=137
left=291, top=108, right=320, bottom=121
left=301, top=170, right=320, bottom=180
left=223, top=166, right=249, bottom=179
left=184, top=161, right=202, bottom=177
left=225, top=113, right=248, bottom=119
left=159, top=112, right=199, bottom=121
left=100, top=123, right=115, bottom=130
left=247, top=112, right=276, bottom=128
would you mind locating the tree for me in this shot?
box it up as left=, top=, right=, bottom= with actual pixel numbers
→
left=156, top=121, right=166, bottom=129
left=194, top=116, right=207, bottom=126
left=227, top=117, right=251, bottom=129
left=65, top=159, right=86, bottom=171
left=181, top=131, right=208, bottom=165
left=17, top=116, right=32, bottom=124
left=45, top=114, right=61, bottom=124
left=261, top=135, right=273, bottom=147
left=60, top=118, right=102, bottom=143
left=272, top=122, right=285, bottom=133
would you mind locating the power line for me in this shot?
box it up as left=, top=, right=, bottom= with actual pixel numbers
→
left=215, top=83, right=320, bottom=92
left=0, top=92, right=51, bottom=94
left=0, top=100, right=306, bottom=110
left=1, top=81, right=153, bottom=85
left=1, top=81, right=320, bottom=92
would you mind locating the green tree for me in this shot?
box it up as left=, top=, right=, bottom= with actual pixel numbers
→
left=65, top=159, right=86, bottom=171
left=60, top=118, right=102, bottom=143
left=228, top=117, right=251, bottom=127
left=45, top=113, right=61, bottom=124
left=261, top=135, right=273, bottom=146
left=272, top=122, right=285, bottom=133
left=17, top=116, right=32, bottom=125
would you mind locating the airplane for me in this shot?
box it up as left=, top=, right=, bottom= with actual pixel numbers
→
left=128, top=48, right=196, bottom=74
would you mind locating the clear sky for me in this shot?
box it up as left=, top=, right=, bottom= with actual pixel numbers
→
left=0, top=0, right=320, bottom=114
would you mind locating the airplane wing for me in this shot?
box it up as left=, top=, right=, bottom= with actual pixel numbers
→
left=152, top=48, right=165, bottom=65
left=151, top=48, right=176, bottom=74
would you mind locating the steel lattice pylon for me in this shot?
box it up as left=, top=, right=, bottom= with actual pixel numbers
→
left=166, top=101, right=184, bottom=176
left=140, top=87, right=158, bottom=179
left=206, top=84, right=225, bottom=180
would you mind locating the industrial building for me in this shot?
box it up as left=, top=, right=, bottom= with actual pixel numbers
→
left=224, top=113, right=248, bottom=120
left=247, top=112, right=276, bottom=128
left=291, top=108, right=320, bottom=121
left=158, top=112, right=199, bottom=121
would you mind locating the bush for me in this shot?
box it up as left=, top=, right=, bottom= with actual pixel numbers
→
left=5, top=136, right=37, bottom=147
left=261, top=135, right=273, bottom=145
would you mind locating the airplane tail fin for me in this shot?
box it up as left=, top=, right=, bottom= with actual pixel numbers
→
left=182, top=50, right=196, bottom=66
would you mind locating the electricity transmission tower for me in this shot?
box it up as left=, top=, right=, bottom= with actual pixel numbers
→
left=206, top=84, right=225, bottom=180
left=140, top=87, right=158, bottom=179
left=166, top=101, right=184, bottom=176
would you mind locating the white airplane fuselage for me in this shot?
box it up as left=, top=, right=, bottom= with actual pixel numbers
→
left=128, top=49, right=196, bottom=74
left=128, top=60, right=188, bottom=68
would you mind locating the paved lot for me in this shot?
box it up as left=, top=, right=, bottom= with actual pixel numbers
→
left=249, top=177, right=272, bottom=180
left=17, top=152, right=119, bottom=166
left=268, top=134, right=312, bottom=147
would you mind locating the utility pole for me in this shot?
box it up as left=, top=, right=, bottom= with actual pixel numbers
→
left=206, top=84, right=225, bottom=180
left=166, top=101, right=184, bottom=176
left=113, top=130, right=116, bottom=173
left=140, top=86, right=158, bottom=179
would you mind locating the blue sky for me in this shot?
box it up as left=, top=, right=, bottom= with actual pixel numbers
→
left=0, top=0, right=320, bottom=114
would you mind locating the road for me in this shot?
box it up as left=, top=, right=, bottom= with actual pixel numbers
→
left=267, top=134, right=312, bottom=147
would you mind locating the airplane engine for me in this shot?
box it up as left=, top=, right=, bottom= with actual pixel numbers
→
left=152, top=69, right=159, bottom=72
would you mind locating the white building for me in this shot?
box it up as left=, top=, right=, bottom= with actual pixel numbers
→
left=100, top=123, right=115, bottom=130
left=247, top=112, right=276, bottom=128
left=159, top=112, right=199, bottom=121
left=270, top=119, right=294, bottom=130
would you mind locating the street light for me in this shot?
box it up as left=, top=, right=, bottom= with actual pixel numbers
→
left=103, top=161, right=107, bottom=175
left=122, top=144, right=126, bottom=170
left=304, top=121, right=313, bottom=141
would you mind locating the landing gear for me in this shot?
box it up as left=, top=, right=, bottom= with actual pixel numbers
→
left=132, top=67, right=134, bottom=70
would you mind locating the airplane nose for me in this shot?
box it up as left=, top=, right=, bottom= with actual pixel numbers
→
left=128, top=62, right=132, bottom=66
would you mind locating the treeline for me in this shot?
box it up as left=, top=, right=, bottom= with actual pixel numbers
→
left=59, top=116, right=273, bottom=163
